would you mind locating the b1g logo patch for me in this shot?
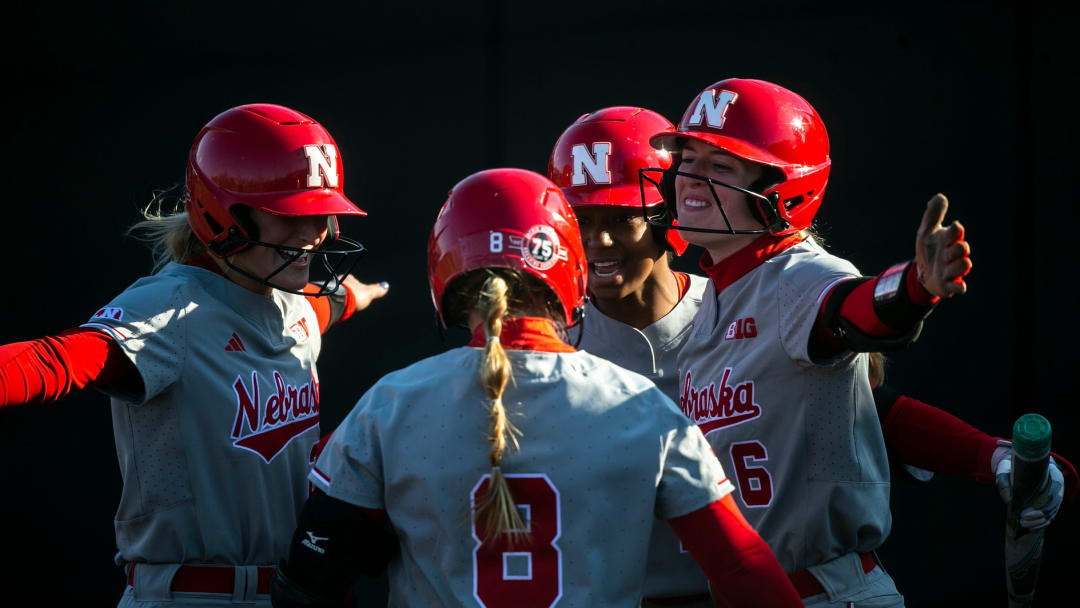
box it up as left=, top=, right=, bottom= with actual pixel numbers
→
left=724, top=317, right=757, bottom=341
left=521, top=225, right=559, bottom=271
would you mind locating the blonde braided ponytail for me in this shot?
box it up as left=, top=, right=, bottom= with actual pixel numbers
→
left=472, top=273, right=526, bottom=540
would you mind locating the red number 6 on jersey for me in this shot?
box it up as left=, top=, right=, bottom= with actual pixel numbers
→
left=730, top=440, right=774, bottom=508
left=470, top=473, right=563, bottom=608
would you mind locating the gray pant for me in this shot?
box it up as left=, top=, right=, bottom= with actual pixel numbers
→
left=801, top=552, right=904, bottom=608
left=117, top=586, right=271, bottom=608
left=117, top=564, right=271, bottom=608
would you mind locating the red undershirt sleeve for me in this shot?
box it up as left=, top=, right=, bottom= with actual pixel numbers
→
left=881, top=392, right=1079, bottom=509
left=339, top=282, right=358, bottom=324
left=668, top=495, right=802, bottom=607
left=303, top=283, right=358, bottom=334
left=830, top=264, right=938, bottom=337
left=880, top=393, right=999, bottom=484
left=673, top=271, right=690, bottom=300
left=0, top=327, right=143, bottom=407
left=303, top=286, right=335, bottom=334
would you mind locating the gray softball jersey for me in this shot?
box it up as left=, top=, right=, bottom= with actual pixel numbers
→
left=81, top=262, right=323, bottom=567
left=311, top=345, right=732, bottom=608
left=578, top=273, right=711, bottom=599
left=676, top=239, right=892, bottom=574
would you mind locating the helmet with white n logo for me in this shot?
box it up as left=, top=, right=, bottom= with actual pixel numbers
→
left=647, top=78, right=831, bottom=235
left=547, top=106, right=688, bottom=254
left=428, top=169, right=586, bottom=327
left=186, top=103, right=367, bottom=258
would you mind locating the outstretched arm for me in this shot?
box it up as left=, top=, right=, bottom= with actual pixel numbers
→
left=915, top=194, right=971, bottom=298
left=303, top=276, right=389, bottom=334
left=811, top=194, right=972, bottom=358
left=669, top=495, right=803, bottom=607
left=1, top=327, right=142, bottom=407
left=876, top=385, right=1076, bottom=528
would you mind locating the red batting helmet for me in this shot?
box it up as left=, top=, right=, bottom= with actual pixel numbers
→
left=548, top=106, right=688, bottom=255
left=648, top=78, right=831, bottom=235
left=428, top=169, right=587, bottom=327
left=186, top=103, right=367, bottom=257
left=184, top=103, right=367, bottom=295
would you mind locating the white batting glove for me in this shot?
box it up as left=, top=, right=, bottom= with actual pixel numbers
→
left=992, top=440, right=1066, bottom=530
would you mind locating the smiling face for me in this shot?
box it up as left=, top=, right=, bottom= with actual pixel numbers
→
left=674, top=139, right=766, bottom=260
left=574, top=205, right=666, bottom=303
left=226, top=209, right=331, bottom=294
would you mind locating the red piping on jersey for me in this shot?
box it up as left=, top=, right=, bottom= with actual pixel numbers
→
left=699, top=233, right=805, bottom=294
left=468, top=317, right=575, bottom=353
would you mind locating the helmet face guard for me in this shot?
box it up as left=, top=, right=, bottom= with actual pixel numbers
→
left=186, top=104, right=368, bottom=295
left=638, top=167, right=785, bottom=236
left=211, top=226, right=366, bottom=296
left=644, top=78, right=831, bottom=237
left=549, top=106, right=689, bottom=255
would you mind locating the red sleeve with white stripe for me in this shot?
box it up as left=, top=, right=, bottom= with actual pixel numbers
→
left=0, top=327, right=142, bottom=407
left=668, top=495, right=803, bottom=607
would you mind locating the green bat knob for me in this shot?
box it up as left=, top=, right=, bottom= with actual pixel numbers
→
left=1012, top=414, right=1051, bottom=462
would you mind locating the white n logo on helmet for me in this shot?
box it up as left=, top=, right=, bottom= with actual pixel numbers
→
left=570, top=142, right=612, bottom=186
left=687, top=89, right=739, bottom=129
left=303, top=144, right=339, bottom=188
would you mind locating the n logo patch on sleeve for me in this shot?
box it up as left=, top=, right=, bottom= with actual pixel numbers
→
left=92, top=307, right=124, bottom=321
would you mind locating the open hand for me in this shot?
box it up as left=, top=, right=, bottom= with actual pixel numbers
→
left=915, top=194, right=971, bottom=298
left=342, top=275, right=389, bottom=313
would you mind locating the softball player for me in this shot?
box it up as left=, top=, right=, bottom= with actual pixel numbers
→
left=270, top=169, right=804, bottom=608
left=552, top=99, right=1074, bottom=607
left=548, top=106, right=712, bottom=607
left=644, top=78, right=971, bottom=607
left=0, top=104, right=386, bottom=607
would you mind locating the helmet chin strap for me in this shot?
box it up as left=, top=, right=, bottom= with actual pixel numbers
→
left=216, top=235, right=365, bottom=296
left=640, top=167, right=786, bottom=235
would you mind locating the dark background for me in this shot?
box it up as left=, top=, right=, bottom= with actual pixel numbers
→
left=3, top=1, right=1077, bottom=606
